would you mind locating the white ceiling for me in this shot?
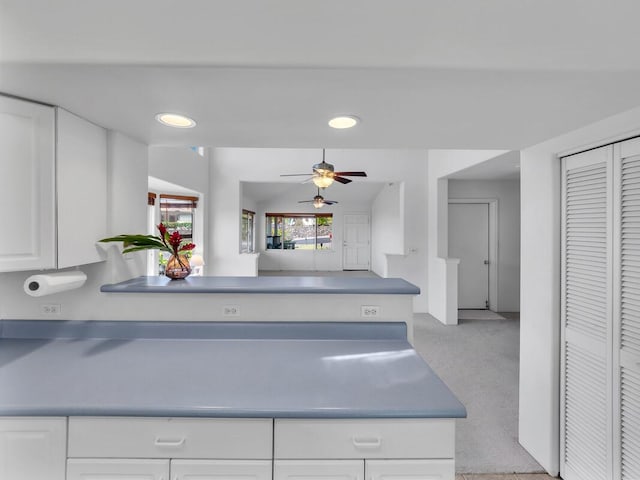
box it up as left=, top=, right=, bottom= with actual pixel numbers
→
left=2, top=0, right=640, bottom=150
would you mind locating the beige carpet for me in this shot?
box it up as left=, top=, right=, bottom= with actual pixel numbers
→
left=413, top=313, right=543, bottom=474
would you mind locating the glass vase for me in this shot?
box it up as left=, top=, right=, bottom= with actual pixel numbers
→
left=165, top=254, right=191, bottom=280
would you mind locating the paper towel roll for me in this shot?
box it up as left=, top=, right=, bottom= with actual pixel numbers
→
left=24, top=271, right=87, bottom=297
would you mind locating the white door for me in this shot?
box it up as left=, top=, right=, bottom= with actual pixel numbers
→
left=274, top=460, right=363, bottom=480
left=615, top=138, right=640, bottom=480
left=561, top=145, right=613, bottom=480
left=0, top=418, right=66, bottom=480
left=171, top=459, right=271, bottom=480
left=365, top=459, right=454, bottom=480
left=448, top=203, right=489, bottom=309
left=343, top=214, right=370, bottom=271
left=67, top=459, right=169, bottom=480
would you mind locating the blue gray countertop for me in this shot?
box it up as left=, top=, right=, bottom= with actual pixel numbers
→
left=100, top=276, right=421, bottom=295
left=0, top=320, right=465, bottom=419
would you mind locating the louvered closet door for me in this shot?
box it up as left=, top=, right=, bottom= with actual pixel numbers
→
left=561, top=145, right=614, bottom=480
left=615, top=137, right=640, bottom=480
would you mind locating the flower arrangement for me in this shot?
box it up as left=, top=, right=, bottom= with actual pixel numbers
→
left=100, top=223, right=196, bottom=279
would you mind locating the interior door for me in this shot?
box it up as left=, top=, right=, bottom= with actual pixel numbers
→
left=615, top=138, right=640, bottom=480
left=343, top=214, right=370, bottom=271
left=448, top=203, right=489, bottom=309
left=561, top=145, right=612, bottom=480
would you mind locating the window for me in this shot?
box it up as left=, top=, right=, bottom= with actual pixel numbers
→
left=241, top=209, right=255, bottom=253
left=159, top=194, right=198, bottom=241
left=265, top=213, right=333, bottom=250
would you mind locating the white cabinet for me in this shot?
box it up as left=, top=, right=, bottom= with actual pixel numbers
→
left=67, top=459, right=169, bottom=480
left=172, top=460, right=272, bottom=480
left=0, top=417, right=67, bottom=480
left=274, top=460, right=363, bottom=480
left=274, top=419, right=455, bottom=480
left=56, top=108, right=107, bottom=268
left=67, top=417, right=273, bottom=480
left=366, top=460, right=454, bottom=480
left=0, top=95, right=56, bottom=272
left=0, top=94, right=107, bottom=272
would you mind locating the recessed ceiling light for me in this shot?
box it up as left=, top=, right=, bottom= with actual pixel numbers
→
left=155, top=113, right=197, bottom=128
left=328, top=115, right=359, bottom=129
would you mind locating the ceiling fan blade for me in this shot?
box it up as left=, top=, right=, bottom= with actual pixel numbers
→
left=280, top=173, right=312, bottom=177
left=333, top=171, right=367, bottom=177
left=324, top=200, right=338, bottom=205
left=333, top=176, right=352, bottom=184
left=298, top=200, right=314, bottom=203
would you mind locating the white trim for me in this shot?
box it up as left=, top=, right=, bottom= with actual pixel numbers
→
left=448, top=198, right=499, bottom=312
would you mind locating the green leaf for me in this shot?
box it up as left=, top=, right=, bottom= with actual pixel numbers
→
left=121, top=245, right=172, bottom=255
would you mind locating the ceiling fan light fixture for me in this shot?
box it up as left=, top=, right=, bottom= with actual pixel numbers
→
left=155, top=113, right=197, bottom=128
left=313, top=175, right=334, bottom=188
left=328, top=115, right=359, bottom=129
left=313, top=197, right=325, bottom=209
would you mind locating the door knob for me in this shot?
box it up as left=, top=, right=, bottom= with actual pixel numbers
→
left=484, top=260, right=489, bottom=265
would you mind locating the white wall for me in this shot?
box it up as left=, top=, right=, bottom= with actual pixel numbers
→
left=448, top=179, right=520, bottom=312
left=371, top=182, right=403, bottom=277
left=426, top=149, right=508, bottom=324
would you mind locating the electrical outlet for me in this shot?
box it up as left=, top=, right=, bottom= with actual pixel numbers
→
left=223, top=305, right=240, bottom=317
left=361, top=305, right=380, bottom=317
left=41, top=304, right=61, bottom=315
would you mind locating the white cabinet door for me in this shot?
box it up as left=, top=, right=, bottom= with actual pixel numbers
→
left=0, top=95, right=56, bottom=272
left=365, top=460, right=454, bottom=480
left=56, top=108, right=107, bottom=268
left=67, top=459, right=169, bottom=480
left=274, top=460, right=363, bottom=480
left=561, top=146, right=613, bottom=480
left=171, top=459, right=271, bottom=480
left=614, top=137, right=640, bottom=480
left=0, top=417, right=66, bottom=480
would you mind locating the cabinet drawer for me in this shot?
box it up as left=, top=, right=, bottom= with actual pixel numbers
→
left=68, top=417, right=272, bottom=459
left=274, top=419, right=454, bottom=459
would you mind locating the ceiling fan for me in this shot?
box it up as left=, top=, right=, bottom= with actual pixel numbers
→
left=281, top=149, right=367, bottom=188
left=298, top=188, right=338, bottom=209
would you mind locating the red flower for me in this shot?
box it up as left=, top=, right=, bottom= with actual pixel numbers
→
left=179, top=243, right=196, bottom=252
left=169, top=231, right=183, bottom=252
left=154, top=222, right=195, bottom=256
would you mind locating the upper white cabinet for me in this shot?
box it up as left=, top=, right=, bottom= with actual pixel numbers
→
left=0, top=95, right=56, bottom=272
left=0, top=95, right=107, bottom=272
left=56, top=108, right=107, bottom=268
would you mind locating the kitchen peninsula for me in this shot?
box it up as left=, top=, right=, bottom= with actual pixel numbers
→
left=0, top=320, right=465, bottom=480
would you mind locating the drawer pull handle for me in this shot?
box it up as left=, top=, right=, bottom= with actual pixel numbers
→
left=154, top=437, right=186, bottom=447
left=352, top=436, right=382, bottom=449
